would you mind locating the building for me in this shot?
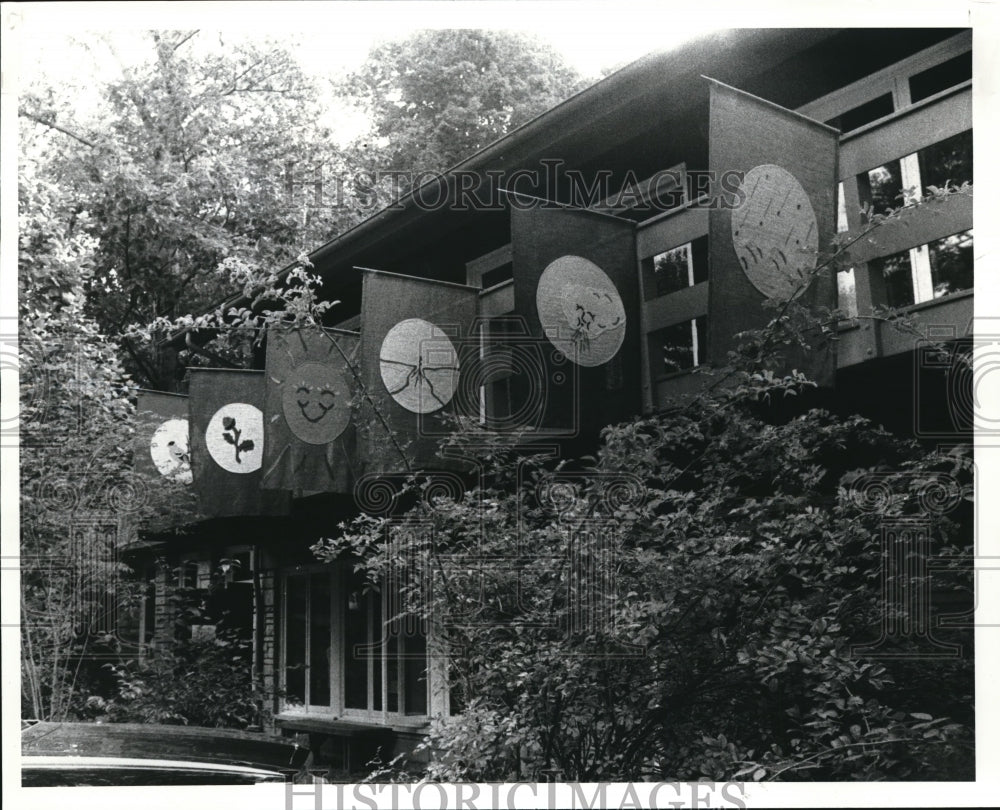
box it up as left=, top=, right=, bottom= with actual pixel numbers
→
left=134, top=27, right=973, bottom=775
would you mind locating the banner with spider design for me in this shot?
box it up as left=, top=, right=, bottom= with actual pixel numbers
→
left=188, top=369, right=290, bottom=517
left=134, top=390, right=204, bottom=531
left=357, top=268, right=480, bottom=476
left=261, top=325, right=360, bottom=494
left=511, top=200, right=640, bottom=436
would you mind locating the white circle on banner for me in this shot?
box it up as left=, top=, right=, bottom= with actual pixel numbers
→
left=731, top=164, right=818, bottom=300
left=535, top=255, right=626, bottom=367
left=379, top=318, right=459, bottom=414
left=205, top=402, right=263, bottom=473
left=149, top=418, right=193, bottom=484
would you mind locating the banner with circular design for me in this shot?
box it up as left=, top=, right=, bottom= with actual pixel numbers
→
left=188, top=369, right=289, bottom=518
left=511, top=201, right=640, bottom=435
left=358, top=268, right=479, bottom=476
left=706, top=78, right=838, bottom=384
left=262, top=325, right=360, bottom=493
left=535, top=255, right=627, bottom=368
left=379, top=317, right=460, bottom=414
left=150, top=417, right=193, bottom=484
left=134, top=390, right=203, bottom=530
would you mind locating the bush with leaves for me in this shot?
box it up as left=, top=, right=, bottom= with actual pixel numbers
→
left=100, top=630, right=259, bottom=729
left=316, top=373, right=973, bottom=781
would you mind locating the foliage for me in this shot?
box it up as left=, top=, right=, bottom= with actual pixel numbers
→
left=316, top=381, right=973, bottom=781
left=100, top=630, right=259, bottom=729
left=341, top=29, right=586, bottom=179
left=20, top=30, right=355, bottom=388
left=85, top=559, right=265, bottom=729
left=18, top=154, right=145, bottom=721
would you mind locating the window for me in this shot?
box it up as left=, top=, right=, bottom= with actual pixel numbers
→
left=909, top=51, right=972, bottom=103
left=917, top=129, right=972, bottom=192
left=480, top=262, right=512, bottom=290
left=865, top=160, right=907, bottom=215
left=799, top=34, right=972, bottom=314
left=859, top=130, right=973, bottom=306
left=648, top=237, right=708, bottom=299
left=929, top=229, right=973, bottom=298
left=825, top=93, right=894, bottom=133
left=281, top=567, right=437, bottom=721
left=837, top=268, right=858, bottom=319
left=871, top=249, right=915, bottom=309
left=648, top=316, right=706, bottom=378
left=344, top=572, right=428, bottom=717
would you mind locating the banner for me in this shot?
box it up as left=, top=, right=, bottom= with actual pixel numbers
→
left=261, top=325, right=360, bottom=494
left=511, top=201, right=640, bottom=434
left=188, top=369, right=289, bottom=518
left=134, top=390, right=202, bottom=530
left=357, top=269, right=480, bottom=476
left=707, top=78, right=839, bottom=384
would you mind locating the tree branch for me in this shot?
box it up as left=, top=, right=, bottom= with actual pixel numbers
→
left=20, top=110, right=96, bottom=148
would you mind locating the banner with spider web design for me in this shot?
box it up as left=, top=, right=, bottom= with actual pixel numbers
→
left=188, top=369, right=290, bottom=518
left=357, top=268, right=480, bottom=476
left=261, top=325, right=360, bottom=494
left=511, top=200, right=640, bottom=436
left=134, top=390, right=204, bottom=531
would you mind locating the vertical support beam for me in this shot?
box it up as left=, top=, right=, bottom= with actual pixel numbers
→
left=330, top=567, right=344, bottom=716
left=635, top=241, right=654, bottom=415
left=845, top=173, right=886, bottom=361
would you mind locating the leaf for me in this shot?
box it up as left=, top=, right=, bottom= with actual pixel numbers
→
left=910, top=712, right=933, bottom=721
left=222, top=432, right=236, bottom=445
left=239, top=439, right=255, bottom=452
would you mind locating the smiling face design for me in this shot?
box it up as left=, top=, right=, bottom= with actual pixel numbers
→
left=281, top=361, right=351, bottom=445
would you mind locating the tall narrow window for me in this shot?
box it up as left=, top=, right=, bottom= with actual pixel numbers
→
left=284, top=574, right=307, bottom=706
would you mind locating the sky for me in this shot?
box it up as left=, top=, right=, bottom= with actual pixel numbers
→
left=7, top=3, right=716, bottom=82
left=6, top=5, right=722, bottom=145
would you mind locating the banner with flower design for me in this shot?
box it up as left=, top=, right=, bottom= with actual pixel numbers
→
left=188, top=369, right=289, bottom=517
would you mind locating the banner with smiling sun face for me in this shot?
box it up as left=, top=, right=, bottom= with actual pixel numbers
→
left=261, top=325, right=360, bottom=494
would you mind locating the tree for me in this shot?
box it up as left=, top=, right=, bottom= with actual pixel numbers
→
left=19, top=158, right=140, bottom=721
left=19, top=30, right=355, bottom=388
left=341, top=30, right=586, bottom=177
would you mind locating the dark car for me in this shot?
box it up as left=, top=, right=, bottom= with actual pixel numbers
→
left=21, top=721, right=308, bottom=787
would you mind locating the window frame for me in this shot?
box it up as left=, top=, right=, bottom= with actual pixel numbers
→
left=797, top=31, right=972, bottom=314
left=278, top=564, right=448, bottom=726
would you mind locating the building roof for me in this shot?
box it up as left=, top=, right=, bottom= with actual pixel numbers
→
left=177, top=26, right=962, bottom=345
